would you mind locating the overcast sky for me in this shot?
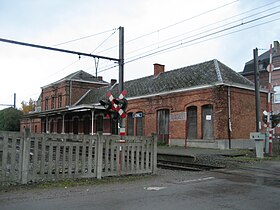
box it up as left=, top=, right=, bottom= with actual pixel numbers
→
left=0, top=0, right=280, bottom=110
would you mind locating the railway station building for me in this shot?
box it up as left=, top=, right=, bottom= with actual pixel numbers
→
left=21, top=59, right=267, bottom=149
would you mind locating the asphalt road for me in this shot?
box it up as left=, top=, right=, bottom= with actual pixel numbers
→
left=0, top=161, right=279, bottom=210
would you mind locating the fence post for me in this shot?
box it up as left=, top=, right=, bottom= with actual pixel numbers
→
left=152, top=133, right=157, bottom=174
left=96, top=132, right=103, bottom=179
left=22, top=128, right=31, bottom=184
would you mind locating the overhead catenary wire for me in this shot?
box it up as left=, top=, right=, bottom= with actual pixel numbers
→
left=95, top=11, right=280, bottom=73
left=53, top=28, right=117, bottom=46
left=95, top=0, right=280, bottom=73
left=125, top=2, right=280, bottom=57
left=95, top=0, right=239, bottom=55
left=124, top=12, right=280, bottom=65
left=151, top=17, right=280, bottom=60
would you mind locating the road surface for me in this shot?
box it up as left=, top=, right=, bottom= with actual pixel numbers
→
left=0, top=161, right=279, bottom=210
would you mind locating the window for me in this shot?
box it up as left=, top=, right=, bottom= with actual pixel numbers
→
left=136, top=112, right=144, bottom=136
left=45, top=97, right=49, bottom=110
left=51, top=96, right=55, bottom=109
left=127, top=113, right=134, bottom=136
left=58, top=95, right=62, bottom=108
left=274, top=86, right=280, bottom=103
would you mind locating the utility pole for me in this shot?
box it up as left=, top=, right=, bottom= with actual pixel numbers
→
left=267, top=44, right=273, bottom=156
left=118, top=26, right=125, bottom=135
left=119, top=26, right=124, bottom=93
left=0, top=93, right=16, bottom=109
left=254, top=48, right=261, bottom=132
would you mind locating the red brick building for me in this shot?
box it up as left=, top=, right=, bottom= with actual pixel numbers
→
left=241, top=41, right=280, bottom=131
left=21, top=59, right=267, bottom=149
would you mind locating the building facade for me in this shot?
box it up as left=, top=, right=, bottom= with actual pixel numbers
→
left=21, top=59, right=267, bottom=149
left=241, top=41, right=280, bottom=131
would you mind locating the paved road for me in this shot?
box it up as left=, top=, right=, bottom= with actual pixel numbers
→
left=0, top=161, right=279, bottom=210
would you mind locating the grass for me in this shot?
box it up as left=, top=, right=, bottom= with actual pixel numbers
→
left=0, top=173, right=155, bottom=193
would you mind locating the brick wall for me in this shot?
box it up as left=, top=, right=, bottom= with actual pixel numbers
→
left=126, top=85, right=267, bottom=144
left=41, top=80, right=107, bottom=111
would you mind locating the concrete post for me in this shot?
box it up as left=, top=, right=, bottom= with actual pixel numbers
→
left=96, top=132, right=103, bottom=179
left=152, top=133, right=157, bottom=174
left=22, top=128, right=30, bottom=184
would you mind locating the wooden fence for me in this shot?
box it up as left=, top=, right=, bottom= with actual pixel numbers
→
left=0, top=130, right=157, bottom=185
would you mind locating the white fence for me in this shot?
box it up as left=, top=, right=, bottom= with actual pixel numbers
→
left=0, top=130, right=157, bottom=185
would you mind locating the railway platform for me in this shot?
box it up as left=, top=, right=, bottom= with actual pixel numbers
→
left=157, top=146, right=251, bottom=159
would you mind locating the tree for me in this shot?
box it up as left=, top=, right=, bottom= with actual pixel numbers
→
left=0, top=107, right=23, bottom=131
left=21, top=98, right=36, bottom=114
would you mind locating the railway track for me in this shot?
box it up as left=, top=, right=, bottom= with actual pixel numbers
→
left=157, top=153, right=224, bottom=171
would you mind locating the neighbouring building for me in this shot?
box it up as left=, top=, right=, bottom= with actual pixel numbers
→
left=21, top=59, right=268, bottom=149
left=241, top=40, right=280, bottom=131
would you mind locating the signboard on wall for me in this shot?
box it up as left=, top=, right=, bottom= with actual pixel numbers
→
left=206, top=115, right=212, bottom=121
left=170, top=112, right=187, bottom=121
left=132, top=113, right=143, bottom=118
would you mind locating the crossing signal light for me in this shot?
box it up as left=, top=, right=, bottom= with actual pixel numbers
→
left=271, top=114, right=280, bottom=128
left=99, top=100, right=112, bottom=110
left=113, top=98, right=128, bottom=110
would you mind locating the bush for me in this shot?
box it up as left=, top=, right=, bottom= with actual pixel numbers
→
left=0, top=107, right=23, bottom=131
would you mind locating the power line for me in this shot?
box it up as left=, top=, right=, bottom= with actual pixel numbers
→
left=125, top=2, right=280, bottom=57
left=91, top=28, right=118, bottom=53
left=53, top=28, right=117, bottom=46
left=155, top=18, right=280, bottom=58
left=124, top=13, right=280, bottom=64
left=96, top=0, right=239, bottom=54
left=95, top=11, right=280, bottom=74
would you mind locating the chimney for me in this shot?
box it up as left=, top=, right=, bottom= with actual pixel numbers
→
left=154, top=63, right=165, bottom=77
left=110, top=79, right=117, bottom=86
left=97, top=76, right=103, bottom=81
left=274, top=41, right=279, bottom=52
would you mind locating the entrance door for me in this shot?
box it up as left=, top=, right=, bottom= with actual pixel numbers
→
left=187, top=106, right=197, bottom=139
left=202, top=104, right=214, bottom=140
left=157, top=109, right=169, bottom=144
left=73, top=118, right=79, bottom=134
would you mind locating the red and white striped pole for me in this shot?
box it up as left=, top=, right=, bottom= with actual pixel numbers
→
left=267, top=44, right=273, bottom=156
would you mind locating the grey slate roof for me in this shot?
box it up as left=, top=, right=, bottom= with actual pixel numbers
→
left=77, top=59, right=254, bottom=105
left=42, top=70, right=107, bottom=88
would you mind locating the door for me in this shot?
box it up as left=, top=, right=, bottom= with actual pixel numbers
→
left=187, top=106, right=197, bottom=139
left=73, top=117, right=79, bottom=134
left=202, top=104, right=214, bottom=140
left=157, top=109, right=170, bottom=144
left=136, top=112, right=144, bottom=136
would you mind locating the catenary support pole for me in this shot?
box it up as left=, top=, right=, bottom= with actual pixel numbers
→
left=118, top=26, right=125, bottom=134
left=254, top=48, right=261, bottom=132
left=267, top=44, right=273, bottom=156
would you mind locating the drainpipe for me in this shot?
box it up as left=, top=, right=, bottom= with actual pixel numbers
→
left=228, top=86, right=232, bottom=149
left=91, top=110, right=95, bottom=135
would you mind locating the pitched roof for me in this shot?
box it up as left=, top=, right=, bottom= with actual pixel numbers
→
left=242, top=45, right=280, bottom=74
left=77, top=59, right=254, bottom=105
left=42, top=70, right=108, bottom=88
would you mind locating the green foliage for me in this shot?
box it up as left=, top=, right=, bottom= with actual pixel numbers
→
left=0, top=107, right=23, bottom=131
left=20, top=98, right=36, bottom=114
